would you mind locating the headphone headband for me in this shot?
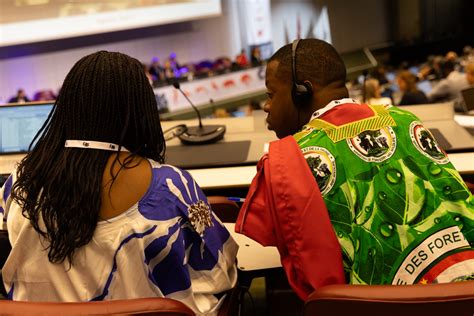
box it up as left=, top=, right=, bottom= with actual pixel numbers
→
left=291, top=39, right=300, bottom=87
left=291, top=39, right=313, bottom=106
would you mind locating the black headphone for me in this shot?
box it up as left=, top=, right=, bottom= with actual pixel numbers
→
left=291, top=39, right=314, bottom=107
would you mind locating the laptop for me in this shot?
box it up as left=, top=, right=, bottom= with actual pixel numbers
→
left=461, top=87, right=474, bottom=114
left=0, top=102, right=54, bottom=175
left=416, top=80, right=432, bottom=95
left=0, top=102, right=53, bottom=154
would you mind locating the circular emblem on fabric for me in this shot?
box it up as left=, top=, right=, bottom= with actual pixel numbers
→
left=409, top=121, right=449, bottom=164
left=301, top=146, right=336, bottom=196
left=346, top=127, right=397, bottom=162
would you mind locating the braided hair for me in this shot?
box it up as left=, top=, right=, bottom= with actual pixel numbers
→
left=11, top=51, right=165, bottom=264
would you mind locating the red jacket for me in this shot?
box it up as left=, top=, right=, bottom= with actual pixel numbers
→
left=235, top=136, right=345, bottom=300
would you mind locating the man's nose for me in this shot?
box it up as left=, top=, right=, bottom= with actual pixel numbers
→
left=263, top=100, right=270, bottom=112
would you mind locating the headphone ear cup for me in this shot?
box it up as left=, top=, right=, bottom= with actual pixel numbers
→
left=292, top=81, right=313, bottom=108
left=302, top=80, right=313, bottom=96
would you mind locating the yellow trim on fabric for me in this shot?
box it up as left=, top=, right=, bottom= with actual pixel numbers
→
left=305, top=104, right=396, bottom=142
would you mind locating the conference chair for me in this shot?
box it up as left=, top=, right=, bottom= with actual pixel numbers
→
left=303, top=281, right=474, bottom=316
left=0, top=297, right=195, bottom=315
left=0, top=229, right=11, bottom=298
left=0, top=230, right=9, bottom=266
left=208, top=196, right=240, bottom=223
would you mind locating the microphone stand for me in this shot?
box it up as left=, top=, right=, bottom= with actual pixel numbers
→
left=173, top=81, right=226, bottom=144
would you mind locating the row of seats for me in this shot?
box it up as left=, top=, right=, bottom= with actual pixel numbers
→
left=1, top=197, right=473, bottom=315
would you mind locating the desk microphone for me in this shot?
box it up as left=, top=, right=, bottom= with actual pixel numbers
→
left=172, top=81, right=226, bottom=145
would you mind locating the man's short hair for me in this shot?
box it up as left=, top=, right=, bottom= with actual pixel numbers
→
left=269, top=38, right=347, bottom=88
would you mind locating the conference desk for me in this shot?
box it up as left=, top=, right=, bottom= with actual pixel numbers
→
left=224, top=223, right=281, bottom=272
left=1, top=112, right=473, bottom=190
left=0, top=112, right=276, bottom=187
left=162, top=111, right=474, bottom=190
left=160, top=110, right=275, bottom=169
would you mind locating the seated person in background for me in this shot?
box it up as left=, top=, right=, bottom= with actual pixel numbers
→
left=445, top=51, right=461, bottom=70
left=364, top=78, right=392, bottom=105
left=371, top=65, right=394, bottom=100
left=458, top=62, right=474, bottom=112
left=236, top=49, right=249, bottom=68
left=163, top=60, right=176, bottom=83
left=0, top=51, right=237, bottom=315
left=149, top=57, right=165, bottom=83
left=33, top=89, right=56, bottom=101
left=370, top=65, right=389, bottom=85
left=8, top=89, right=30, bottom=103
left=142, top=63, right=154, bottom=86
left=214, top=108, right=231, bottom=118
left=236, top=39, right=474, bottom=300
left=245, top=99, right=262, bottom=116
left=168, top=52, right=182, bottom=75
left=396, top=70, right=429, bottom=105
left=417, top=55, right=444, bottom=81
left=466, top=62, right=474, bottom=86
left=428, top=60, right=469, bottom=111
left=250, top=46, right=263, bottom=67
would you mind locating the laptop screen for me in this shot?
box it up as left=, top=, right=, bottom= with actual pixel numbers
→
left=416, top=80, right=432, bottom=95
left=0, top=102, right=53, bottom=154
left=461, top=87, right=474, bottom=112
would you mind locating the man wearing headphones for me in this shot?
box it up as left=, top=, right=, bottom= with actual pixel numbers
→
left=236, top=39, right=474, bottom=300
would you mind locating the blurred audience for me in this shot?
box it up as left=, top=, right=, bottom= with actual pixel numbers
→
left=370, top=66, right=389, bottom=85
left=149, top=57, right=165, bottom=82
left=143, top=63, right=154, bottom=86
left=418, top=55, right=444, bottom=81
left=213, top=57, right=233, bottom=74
left=236, top=49, right=249, bottom=68
left=214, top=108, right=230, bottom=118
left=8, top=89, right=30, bottom=103
left=33, top=90, right=56, bottom=102
left=168, top=52, right=185, bottom=78
left=427, top=60, right=469, bottom=111
left=250, top=47, right=263, bottom=67
left=396, top=70, right=429, bottom=105
left=466, top=63, right=474, bottom=86
left=245, top=99, right=262, bottom=116
left=364, top=79, right=392, bottom=105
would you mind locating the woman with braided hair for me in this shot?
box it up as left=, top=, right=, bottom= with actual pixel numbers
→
left=0, top=51, right=237, bottom=315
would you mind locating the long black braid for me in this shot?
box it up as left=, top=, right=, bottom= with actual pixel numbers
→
left=11, top=51, right=165, bottom=264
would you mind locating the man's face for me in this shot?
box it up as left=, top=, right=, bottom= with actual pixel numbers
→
left=263, top=60, right=299, bottom=139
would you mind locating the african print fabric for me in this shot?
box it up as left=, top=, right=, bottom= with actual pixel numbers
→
left=294, top=100, right=474, bottom=285
left=0, top=161, right=237, bottom=315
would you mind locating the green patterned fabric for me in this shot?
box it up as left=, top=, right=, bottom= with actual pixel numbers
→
left=295, top=104, right=474, bottom=285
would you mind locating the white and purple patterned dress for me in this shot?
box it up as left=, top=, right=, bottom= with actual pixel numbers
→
left=0, top=160, right=238, bottom=315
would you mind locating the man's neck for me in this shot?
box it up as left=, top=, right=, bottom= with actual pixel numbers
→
left=311, top=86, right=349, bottom=114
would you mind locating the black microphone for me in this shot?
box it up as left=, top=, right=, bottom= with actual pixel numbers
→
left=173, top=81, right=226, bottom=145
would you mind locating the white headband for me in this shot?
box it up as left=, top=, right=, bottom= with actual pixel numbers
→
left=65, top=140, right=129, bottom=152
